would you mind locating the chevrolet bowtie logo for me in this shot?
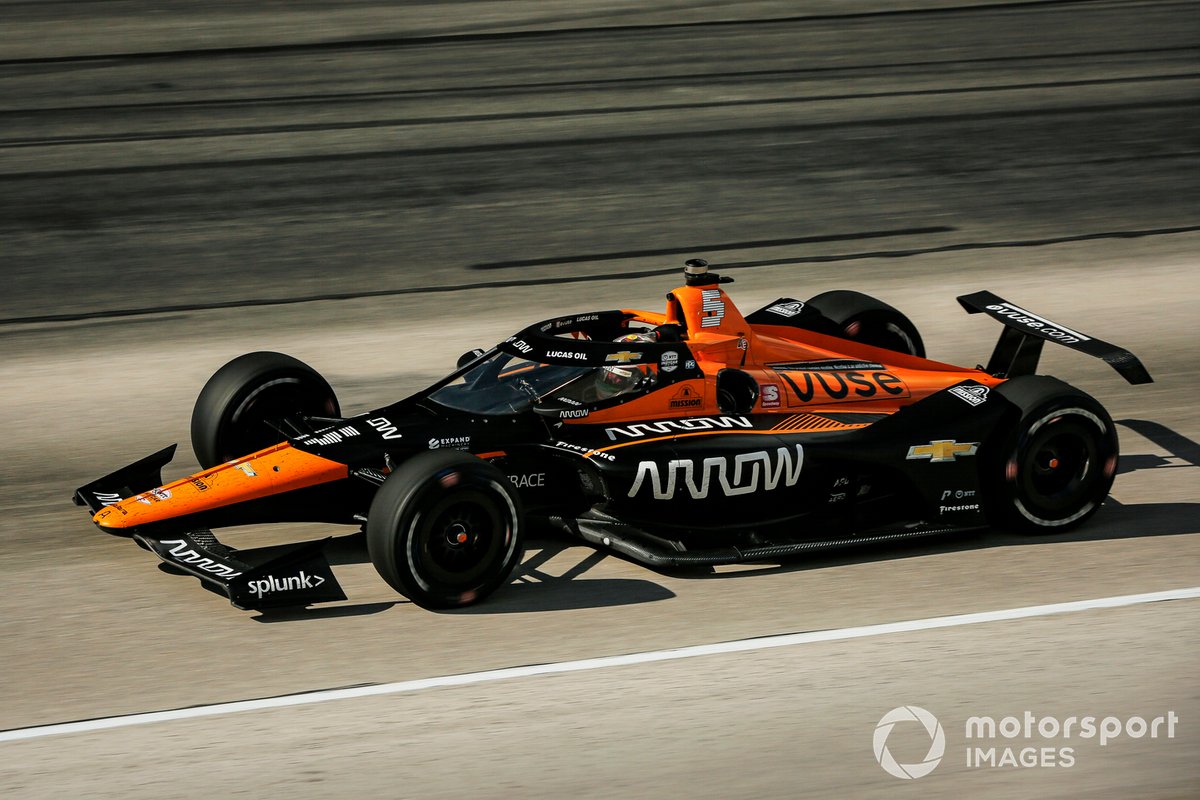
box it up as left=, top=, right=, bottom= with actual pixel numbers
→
left=906, top=440, right=979, bottom=462
left=605, top=350, right=641, bottom=364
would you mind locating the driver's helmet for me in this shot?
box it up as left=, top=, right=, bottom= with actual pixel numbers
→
left=596, top=332, right=658, bottom=400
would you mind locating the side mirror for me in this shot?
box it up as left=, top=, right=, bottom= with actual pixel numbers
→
left=457, top=349, right=487, bottom=369
left=716, top=368, right=759, bottom=414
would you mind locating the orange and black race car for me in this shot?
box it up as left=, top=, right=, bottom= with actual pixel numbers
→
left=74, top=260, right=1152, bottom=611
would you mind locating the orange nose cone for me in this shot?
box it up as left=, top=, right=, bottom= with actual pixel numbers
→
left=93, top=443, right=348, bottom=529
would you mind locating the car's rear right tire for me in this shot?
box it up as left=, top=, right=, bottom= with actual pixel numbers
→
left=985, top=377, right=1118, bottom=533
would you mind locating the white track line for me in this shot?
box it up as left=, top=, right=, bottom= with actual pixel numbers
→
left=3, top=586, right=1197, bottom=744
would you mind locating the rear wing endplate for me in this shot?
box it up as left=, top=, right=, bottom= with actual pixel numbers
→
left=957, top=291, right=1152, bottom=385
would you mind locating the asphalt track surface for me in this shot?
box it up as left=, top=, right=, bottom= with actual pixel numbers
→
left=1, top=1, right=1197, bottom=797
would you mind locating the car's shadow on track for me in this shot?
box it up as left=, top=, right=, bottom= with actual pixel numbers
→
left=660, top=495, right=1200, bottom=582
left=670, top=419, right=1200, bottom=581
left=250, top=533, right=675, bottom=621
left=250, top=420, right=1194, bottom=616
left=252, top=601, right=398, bottom=623
left=442, top=541, right=676, bottom=615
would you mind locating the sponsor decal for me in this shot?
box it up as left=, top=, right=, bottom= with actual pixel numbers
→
left=307, top=425, right=361, bottom=447
left=135, top=487, right=173, bottom=505
left=605, top=415, right=753, bottom=440
left=547, top=349, right=588, bottom=361
left=699, top=288, right=726, bottom=328
left=660, top=351, right=679, bottom=372
left=236, top=463, right=258, bottom=477
left=94, top=490, right=123, bottom=506
left=949, top=384, right=990, bottom=407
left=668, top=384, right=703, bottom=410
left=189, top=476, right=210, bottom=492
left=772, top=359, right=886, bottom=372
left=685, top=359, right=697, bottom=370
left=429, top=436, right=471, bottom=450
left=556, top=313, right=600, bottom=327
left=605, top=350, right=641, bottom=364
left=629, top=444, right=804, bottom=500
left=760, top=383, right=781, bottom=409
left=766, top=301, right=805, bottom=317
left=509, top=472, right=546, bottom=489
left=985, top=303, right=1090, bottom=345
left=778, top=369, right=908, bottom=403
left=939, top=503, right=981, bottom=514
left=559, top=408, right=590, bottom=419
left=907, top=440, right=979, bottom=463
left=737, top=337, right=749, bottom=351
left=540, top=322, right=553, bottom=332
left=555, top=396, right=582, bottom=406
left=553, top=440, right=616, bottom=461
left=940, top=488, right=977, bottom=501
left=366, top=416, right=404, bottom=440
left=829, top=491, right=848, bottom=503
left=247, top=571, right=327, bottom=598
left=160, top=539, right=242, bottom=578
left=506, top=336, right=534, bottom=354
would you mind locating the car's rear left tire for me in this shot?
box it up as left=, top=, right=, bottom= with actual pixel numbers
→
left=985, top=377, right=1118, bottom=533
left=367, top=450, right=525, bottom=609
left=191, top=352, right=339, bottom=469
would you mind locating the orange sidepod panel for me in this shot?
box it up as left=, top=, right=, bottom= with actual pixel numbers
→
left=93, top=443, right=348, bottom=530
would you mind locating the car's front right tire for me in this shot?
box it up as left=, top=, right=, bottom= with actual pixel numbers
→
left=367, top=450, right=525, bottom=609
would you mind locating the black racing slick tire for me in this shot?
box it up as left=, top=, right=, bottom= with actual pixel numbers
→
left=191, top=352, right=339, bottom=469
left=805, top=290, right=926, bottom=358
left=367, top=450, right=525, bottom=609
left=985, top=377, right=1119, bottom=533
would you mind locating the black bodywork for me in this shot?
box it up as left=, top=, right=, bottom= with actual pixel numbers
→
left=74, top=291, right=1150, bottom=609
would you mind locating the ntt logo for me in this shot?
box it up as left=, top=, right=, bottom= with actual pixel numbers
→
left=873, top=706, right=946, bottom=779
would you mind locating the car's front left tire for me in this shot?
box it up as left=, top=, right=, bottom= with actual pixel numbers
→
left=191, top=351, right=339, bottom=469
left=367, top=450, right=525, bottom=609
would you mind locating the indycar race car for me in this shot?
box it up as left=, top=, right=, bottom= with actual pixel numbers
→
left=74, top=260, right=1151, bottom=611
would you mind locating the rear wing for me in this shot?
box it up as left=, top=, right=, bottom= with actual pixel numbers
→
left=957, top=291, right=1152, bottom=385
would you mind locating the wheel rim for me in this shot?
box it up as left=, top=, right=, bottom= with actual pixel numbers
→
left=413, top=486, right=508, bottom=589
left=1012, top=410, right=1107, bottom=526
